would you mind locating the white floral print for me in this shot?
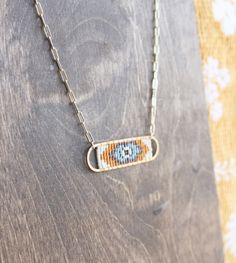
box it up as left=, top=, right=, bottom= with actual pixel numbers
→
left=225, top=211, right=236, bottom=258
left=214, top=159, right=236, bottom=182
left=203, top=57, right=231, bottom=122
left=213, top=0, right=236, bottom=36
left=210, top=101, right=223, bottom=122
left=205, top=82, right=219, bottom=104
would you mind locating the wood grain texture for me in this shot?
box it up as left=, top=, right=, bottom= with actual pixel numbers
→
left=0, top=0, right=224, bottom=262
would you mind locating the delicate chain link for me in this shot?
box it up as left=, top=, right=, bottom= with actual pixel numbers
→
left=150, top=0, right=160, bottom=136
left=33, top=0, right=160, bottom=141
left=34, top=0, right=95, bottom=146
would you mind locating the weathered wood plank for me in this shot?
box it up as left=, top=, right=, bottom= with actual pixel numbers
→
left=0, top=0, right=224, bottom=262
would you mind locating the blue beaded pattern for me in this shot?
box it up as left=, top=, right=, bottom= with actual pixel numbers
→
left=110, top=143, right=141, bottom=164
left=96, top=138, right=153, bottom=169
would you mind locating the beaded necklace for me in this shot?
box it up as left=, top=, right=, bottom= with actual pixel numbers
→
left=33, top=1, right=160, bottom=172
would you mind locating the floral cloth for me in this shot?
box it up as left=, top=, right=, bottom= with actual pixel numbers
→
left=195, top=0, right=236, bottom=262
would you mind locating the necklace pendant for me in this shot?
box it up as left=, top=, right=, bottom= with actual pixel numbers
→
left=87, top=135, right=159, bottom=172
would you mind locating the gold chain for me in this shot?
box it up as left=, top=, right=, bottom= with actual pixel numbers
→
left=33, top=0, right=160, bottom=144
left=150, top=0, right=160, bottom=136
left=33, top=0, right=95, bottom=146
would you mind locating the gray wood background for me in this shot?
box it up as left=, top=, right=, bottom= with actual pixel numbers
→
left=0, top=0, right=224, bottom=262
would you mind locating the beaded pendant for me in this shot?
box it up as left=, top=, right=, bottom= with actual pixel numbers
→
left=87, top=136, right=159, bottom=172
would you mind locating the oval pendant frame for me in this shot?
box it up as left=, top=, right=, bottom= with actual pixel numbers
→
left=87, top=135, right=159, bottom=173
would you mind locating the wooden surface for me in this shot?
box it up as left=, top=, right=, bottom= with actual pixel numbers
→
left=0, top=0, right=224, bottom=262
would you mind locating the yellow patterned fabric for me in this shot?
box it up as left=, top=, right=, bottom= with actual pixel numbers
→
left=195, top=1, right=236, bottom=262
